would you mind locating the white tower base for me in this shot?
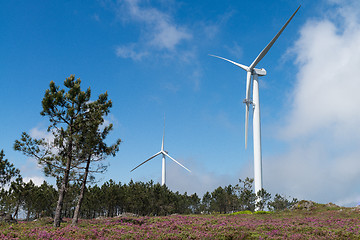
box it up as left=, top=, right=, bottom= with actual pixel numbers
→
left=161, top=155, right=166, bottom=186
left=252, top=74, right=263, bottom=209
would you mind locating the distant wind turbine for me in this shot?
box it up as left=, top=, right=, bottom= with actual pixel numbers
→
left=130, top=117, right=191, bottom=186
left=210, top=6, right=300, bottom=198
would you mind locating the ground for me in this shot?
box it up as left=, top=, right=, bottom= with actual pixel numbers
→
left=1, top=204, right=359, bottom=239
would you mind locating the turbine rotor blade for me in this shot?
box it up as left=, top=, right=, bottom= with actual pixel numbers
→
left=245, top=71, right=252, bottom=149
left=209, top=54, right=249, bottom=72
left=163, top=152, right=191, bottom=173
left=249, top=5, right=301, bottom=70
left=162, top=114, right=165, bottom=151
left=130, top=152, right=162, bottom=172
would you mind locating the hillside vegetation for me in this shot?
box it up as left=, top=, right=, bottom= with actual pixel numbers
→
left=0, top=204, right=359, bottom=239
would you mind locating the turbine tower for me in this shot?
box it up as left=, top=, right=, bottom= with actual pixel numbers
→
left=210, top=6, right=300, bottom=197
left=130, top=117, right=191, bottom=186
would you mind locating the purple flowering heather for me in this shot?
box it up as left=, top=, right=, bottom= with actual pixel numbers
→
left=0, top=208, right=359, bottom=239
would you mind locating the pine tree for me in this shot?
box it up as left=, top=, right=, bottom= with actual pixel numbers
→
left=235, top=177, right=256, bottom=211
left=14, top=75, right=120, bottom=227
left=0, top=150, right=20, bottom=189
left=71, top=91, right=120, bottom=225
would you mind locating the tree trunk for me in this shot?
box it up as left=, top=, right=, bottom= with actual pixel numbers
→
left=26, top=207, right=30, bottom=221
left=53, top=121, right=75, bottom=227
left=53, top=172, right=69, bottom=226
left=54, top=142, right=73, bottom=227
left=14, top=203, right=20, bottom=220
left=71, top=155, right=91, bottom=225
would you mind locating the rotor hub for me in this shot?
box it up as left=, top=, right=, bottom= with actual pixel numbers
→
left=243, top=99, right=253, bottom=105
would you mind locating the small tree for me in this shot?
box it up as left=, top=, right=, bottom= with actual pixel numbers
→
left=210, top=186, right=228, bottom=213
left=255, top=188, right=271, bottom=211
left=224, top=185, right=238, bottom=213
left=0, top=150, right=21, bottom=217
left=268, top=194, right=298, bottom=211
left=189, top=193, right=200, bottom=214
left=8, top=177, right=24, bottom=218
left=200, top=192, right=211, bottom=214
left=235, top=177, right=256, bottom=211
left=32, top=181, right=57, bottom=218
left=22, top=180, right=37, bottom=221
left=0, top=150, right=20, bottom=189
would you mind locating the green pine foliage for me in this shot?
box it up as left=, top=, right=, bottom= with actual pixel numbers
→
left=0, top=176, right=302, bottom=221
left=0, top=150, right=20, bottom=189
left=14, top=75, right=121, bottom=227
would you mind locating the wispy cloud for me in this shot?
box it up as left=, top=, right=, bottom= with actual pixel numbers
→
left=202, top=9, right=234, bottom=40
left=111, top=0, right=206, bottom=91
left=19, top=157, right=53, bottom=186
left=266, top=0, right=360, bottom=206
left=109, top=1, right=235, bottom=92
left=116, top=43, right=149, bottom=61
left=225, top=42, right=244, bottom=61
left=166, top=157, right=238, bottom=196
left=114, top=0, right=192, bottom=60
left=23, top=176, right=46, bottom=186
left=92, top=13, right=100, bottom=22
left=29, top=127, right=54, bottom=143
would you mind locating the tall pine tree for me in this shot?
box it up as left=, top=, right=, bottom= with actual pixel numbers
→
left=14, top=75, right=120, bottom=227
left=71, top=90, right=121, bottom=225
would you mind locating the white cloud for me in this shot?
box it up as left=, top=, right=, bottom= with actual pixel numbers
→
left=150, top=20, right=191, bottom=51
left=264, top=142, right=360, bottom=205
left=101, top=113, right=119, bottom=130
left=23, top=176, right=46, bottom=186
left=112, top=0, right=203, bottom=90
left=116, top=44, right=149, bottom=61
left=336, top=194, right=360, bottom=206
left=166, top=157, right=237, bottom=196
left=20, top=158, right=54, bottom=187
left=29, top=127, right=54, bottom=142
left=266, top=1, right=360, bottom=207
left=283, top=19, right=360, bottom=139
left=22, top=157, right=41, bottom=169
left=115, top=0, right=191, bottom=59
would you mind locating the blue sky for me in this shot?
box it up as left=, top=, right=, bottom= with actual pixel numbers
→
left=1, top=0, right=360, bottom=206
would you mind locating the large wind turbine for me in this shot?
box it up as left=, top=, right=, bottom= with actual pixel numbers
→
left=130, top=118, right=191, bottom=186
left=210, top=6, right=300, bottom=197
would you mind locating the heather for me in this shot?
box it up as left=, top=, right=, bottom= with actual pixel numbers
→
left=1, top=206, right=359, bottom=239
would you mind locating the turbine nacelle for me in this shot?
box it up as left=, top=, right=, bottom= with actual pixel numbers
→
left=252, top=68, right=266, bottom=76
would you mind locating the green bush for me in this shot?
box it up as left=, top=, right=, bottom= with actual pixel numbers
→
left=229, top=210, right=253, bottom=215
left=253, top=210, right=272, bottom=214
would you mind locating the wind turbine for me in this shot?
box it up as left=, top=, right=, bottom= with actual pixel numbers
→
left=130, top=117, right=191, bottom=186
left=210, top=6, right=300, bottom=198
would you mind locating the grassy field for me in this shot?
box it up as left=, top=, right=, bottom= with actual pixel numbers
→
left=1, top=205, right=359, bottom=239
